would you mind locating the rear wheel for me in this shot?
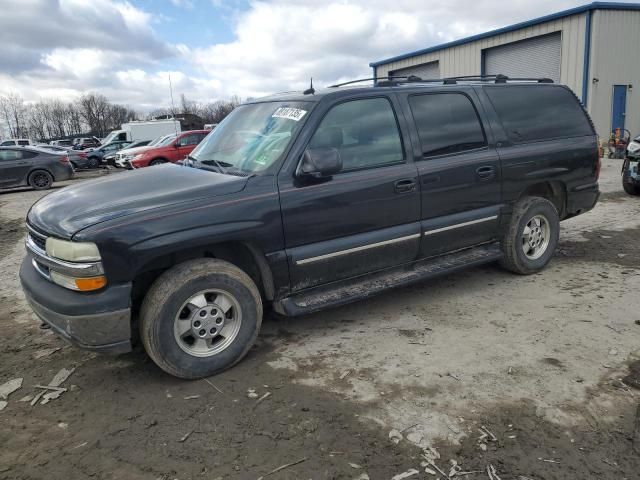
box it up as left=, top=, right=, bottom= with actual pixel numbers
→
left=140, top=259, right=262, bottom=379
left=28, top=170, right=53, bottom=190
left=500, top=196, right=559, bottom=275
left=87, top=156, right=99, bottom=169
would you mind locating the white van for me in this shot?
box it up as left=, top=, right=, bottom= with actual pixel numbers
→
left=0, top=138, right=34, bottom=146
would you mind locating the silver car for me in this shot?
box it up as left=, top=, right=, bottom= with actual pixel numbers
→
left=0, top=146, right=74, bottom=190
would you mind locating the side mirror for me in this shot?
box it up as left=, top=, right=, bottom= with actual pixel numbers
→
left=297, top=147, right=342, bottom=178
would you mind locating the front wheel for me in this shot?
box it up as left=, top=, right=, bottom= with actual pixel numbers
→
left=87, top=156, right=99, bottom=169
left=149, top=159, right=166, bottom=166
left=500, top=196, right=560, bottom=275
left=140, top=259, right=262, bottom=379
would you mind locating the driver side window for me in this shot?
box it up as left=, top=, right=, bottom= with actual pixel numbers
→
left=308, top=97, right=404, bottom=172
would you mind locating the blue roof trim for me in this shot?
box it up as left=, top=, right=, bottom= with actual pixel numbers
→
left=370, top=2, right=640, bottom=67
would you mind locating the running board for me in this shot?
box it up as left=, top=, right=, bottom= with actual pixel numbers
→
left=274, top=242, right=503, bottom=317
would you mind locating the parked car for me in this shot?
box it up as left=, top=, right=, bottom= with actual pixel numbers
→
left=0, top=138, right=34, bottom=147
left=115, top=133, right=176, bottom=168
left=126, top=130, right=208, bottom=168
left=0, top=146, right=73, bottom=190
left=19, top=77, right=600, bottom=378
left=34, top=144, right=88, bottom=169
left=114, top=134, right=176, bottom=168
left=102, top=139, right=151, bottom=166
left=49, top=139, right=73, bottom=147
left=84, top=141, right=131, bottom=168
left=73, top=137, right=101, bottom=150
left=622, top=134, right=640, bottom=195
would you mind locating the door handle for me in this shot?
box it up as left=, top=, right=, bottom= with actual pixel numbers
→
left=476, top=166, right=495, bottom=180
left=394, top=179, right=416, bottom=193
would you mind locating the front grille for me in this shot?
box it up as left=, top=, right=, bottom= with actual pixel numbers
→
left=27, top=224, right=48, bottom=251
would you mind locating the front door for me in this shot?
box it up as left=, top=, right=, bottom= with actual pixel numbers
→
left=612, top=85, right=627, bottom=132
left=278, top=96, right=421, bottom=292
left=400, top=91, right=502, bottom=258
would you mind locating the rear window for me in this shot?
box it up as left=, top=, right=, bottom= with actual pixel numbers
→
left=409, top=93, right=486, bottom=158
left=485, top=85, right=593, bottom=144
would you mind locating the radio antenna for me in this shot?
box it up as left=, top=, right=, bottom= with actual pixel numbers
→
left=303, top=77, right=315, bottom=95
left=168, top=74, right=179, bottom=137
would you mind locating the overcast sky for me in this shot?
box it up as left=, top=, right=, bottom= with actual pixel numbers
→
left=0, top=0, right=630, bottom=111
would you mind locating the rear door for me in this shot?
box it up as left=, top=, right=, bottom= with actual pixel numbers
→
left=278, top=95, right=421, bottom=291
left=400, top=90, right=502, bottom=258
left=0, top=149, right=29, bottom=187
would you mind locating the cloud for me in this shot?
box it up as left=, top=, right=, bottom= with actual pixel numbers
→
left=189, top=0, right=590, bottom=99
left=0, top=0, right=619, bottom=111
left=170, top=0, right=194, bottom=8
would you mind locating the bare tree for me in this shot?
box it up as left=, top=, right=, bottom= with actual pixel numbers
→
left=0, top=92, right=27, bottom=138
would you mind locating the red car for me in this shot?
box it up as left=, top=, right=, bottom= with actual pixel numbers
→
left=128, top=130, right=209, bottom=169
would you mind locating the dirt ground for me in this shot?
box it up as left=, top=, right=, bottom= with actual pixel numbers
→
left=1, top=161, right=639, bottom=480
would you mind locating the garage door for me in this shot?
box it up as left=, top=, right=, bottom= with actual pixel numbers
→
left=389, top=61, right=440, bottom=80
left=483, top=32, right=561, bottom=83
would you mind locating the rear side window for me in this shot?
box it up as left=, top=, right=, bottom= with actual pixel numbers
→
left=18, top=140, right=29, bottom=146
left=0, top=149, right=22, bottom=160
left=409, top=93, right=486, bottom=158
left=485, top=86, right=592, bottom=143
left=309, top=97, right=403, bottom=171
left=20, top=151, right=37, bottom=159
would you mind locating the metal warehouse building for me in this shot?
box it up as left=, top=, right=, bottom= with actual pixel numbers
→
left=370, top=2, right=640, bottom=139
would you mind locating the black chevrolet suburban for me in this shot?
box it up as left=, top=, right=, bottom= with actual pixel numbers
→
left=20, top=76, right=600, bottom=378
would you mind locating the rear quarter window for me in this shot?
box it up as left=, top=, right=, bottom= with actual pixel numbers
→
left=485, top=85, right=593, bottom=144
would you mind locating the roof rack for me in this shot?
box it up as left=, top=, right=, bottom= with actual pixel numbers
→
left=328, top=74, right=553, bottom=88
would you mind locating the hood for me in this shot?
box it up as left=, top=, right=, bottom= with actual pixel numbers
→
left=28, top=164, right=248, bottom=238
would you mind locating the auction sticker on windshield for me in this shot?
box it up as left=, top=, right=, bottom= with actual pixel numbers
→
left=272, top=107, right=307, bottom=121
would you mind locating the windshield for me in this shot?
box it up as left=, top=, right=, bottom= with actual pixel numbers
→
left=189, top=101, right=311, bottom=174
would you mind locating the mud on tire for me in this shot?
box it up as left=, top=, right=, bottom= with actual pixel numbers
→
left=139, top=258, right=262, bottom=379
left=500, top=196, right=560, bottom=275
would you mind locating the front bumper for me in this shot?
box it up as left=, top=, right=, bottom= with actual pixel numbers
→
left=20, top=256, right=133, bottom=354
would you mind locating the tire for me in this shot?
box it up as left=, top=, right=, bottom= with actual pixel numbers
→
left=622, top=159, right=640, bottom=196
left=149, top=158, right=166, bottom=166
left=28, top=170, right=53, bottom=190
left=499, top=196, right=560, bottom=275
left=139, top=258, right=263, bottom=379
left=87, top=156, right=99, bottom=169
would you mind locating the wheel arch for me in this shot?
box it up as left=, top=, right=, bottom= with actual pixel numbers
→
left=130, top=240, right=275, bottom=314
left=519, top=181, right=567, bottom=218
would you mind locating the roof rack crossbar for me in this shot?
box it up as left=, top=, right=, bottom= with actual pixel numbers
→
left=328, top=76, right=407, bottom=88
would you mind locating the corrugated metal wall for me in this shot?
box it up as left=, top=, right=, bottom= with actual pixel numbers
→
left=587, top=10, right=640, bottom=139
left=375, top=13, right=586, bottom=99
left=483, top=32, right=561, bottom=82
left=389, top=61, right=440, bottom=79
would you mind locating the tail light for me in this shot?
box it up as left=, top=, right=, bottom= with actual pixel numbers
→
left=59, top=155, right=70, bottom=165
left=595, top=144, right=601, bottom=180
left=78, top=152, right=88, bottom=158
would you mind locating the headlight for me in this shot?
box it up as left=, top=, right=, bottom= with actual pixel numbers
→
left=132, top=153, right=145, bottom=161
left=46, top=237, right=101, bottom=262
